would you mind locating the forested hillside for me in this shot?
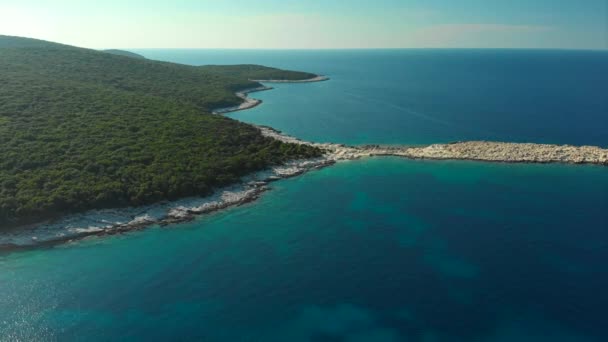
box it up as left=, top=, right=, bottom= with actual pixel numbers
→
left=103, top=49, right=147, bottom=59
left=0, top=35, right=321, bottom=228
left=201, top=64, right=317, bottom=81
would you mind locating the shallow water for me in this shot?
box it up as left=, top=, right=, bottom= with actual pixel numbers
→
left=1, top=50, right=608, bottom=341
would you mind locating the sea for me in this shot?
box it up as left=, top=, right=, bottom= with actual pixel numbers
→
left=1, top=49, right=607, bottom=341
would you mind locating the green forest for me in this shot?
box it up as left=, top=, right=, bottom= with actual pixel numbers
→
left=0, top=35, right=322, bottom=228
left=103, top=49, right=147, bottom=59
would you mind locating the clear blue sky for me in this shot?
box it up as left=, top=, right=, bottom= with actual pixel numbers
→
left=0, top=0, right=606, bottom=49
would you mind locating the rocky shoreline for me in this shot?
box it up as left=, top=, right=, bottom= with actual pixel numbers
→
left=250, top=75, right=330, bottom=83
left=212, top=86, right=273, bottom=114
left=389, top=141, right=608, bottom=165
left=258, top=126, right=608, bottom=165
left=0, top=156, right=335, bottom=253
left=0, top=75, right=333, bottom=253
left=3, top=74, right=606, bottom=253
left=212, top=75, right=329, bottom=115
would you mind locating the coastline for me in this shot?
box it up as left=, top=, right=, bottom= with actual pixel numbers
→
left=230, top=81, right=607, bottom=166
left=2, top=74, right=607, bottom=253
left=212, top=86, right=273, bottom=114
left=0, top=157, right=334, bottom=253
left=257, top=126, right=608, bottom=165
left=249, top=75, right=330, bottom=83
left=0, top=75, right=333, bottom=253
left=212, top=75, right=329, bottom=115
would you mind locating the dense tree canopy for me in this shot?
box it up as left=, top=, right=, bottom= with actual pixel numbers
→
left=0, top=35, right=321, bottom=228
left=201, top=64, right=317, bottom=81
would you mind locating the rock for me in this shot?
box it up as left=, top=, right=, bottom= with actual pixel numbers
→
left=258, top=126, right=608, bottom=166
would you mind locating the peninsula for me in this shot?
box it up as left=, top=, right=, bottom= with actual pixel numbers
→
left=258, top=127, right=608, bottom=165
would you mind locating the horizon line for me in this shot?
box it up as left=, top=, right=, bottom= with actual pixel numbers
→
left=120, top=47, right=608, bottom=52
left=2, top=34, right=605, bottom=52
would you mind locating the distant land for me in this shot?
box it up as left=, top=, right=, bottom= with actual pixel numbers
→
left=103, top=49, right=146, bottom=59
left=0, top=35, right=321, bottom=229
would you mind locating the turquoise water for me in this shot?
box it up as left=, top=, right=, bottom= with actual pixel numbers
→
left=2, top=50, right=608, bottom=341
left=2, top=160, right=607, bottom=341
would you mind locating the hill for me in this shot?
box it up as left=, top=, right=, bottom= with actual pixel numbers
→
left=103, top=49, right=146, bottom=59
left=0, top=35, right=321, bottom=228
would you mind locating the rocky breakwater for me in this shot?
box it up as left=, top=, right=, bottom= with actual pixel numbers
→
left=258, top=126, right=608, bottom=166
left=391, top=141, right=608, bottom=165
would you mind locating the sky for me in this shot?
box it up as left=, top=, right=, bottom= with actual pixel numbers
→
left=0, top=0, right=606, bottom=49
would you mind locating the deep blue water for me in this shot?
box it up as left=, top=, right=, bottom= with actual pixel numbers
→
left=1, top=50, right=608, bottom=341
left=138, top=49, right=608, bottom=146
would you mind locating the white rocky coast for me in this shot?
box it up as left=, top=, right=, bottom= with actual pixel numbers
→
left=395, top=141, right=608, bottom=165
left=212, top=76, right=328, bottom=115
left=0, top=148, right=333, bottom=251
left=258, top=126, right=608, bottom=166
left=250, top=75, right=330, bottom=83
left=212, top=86, right=272, bottom=114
